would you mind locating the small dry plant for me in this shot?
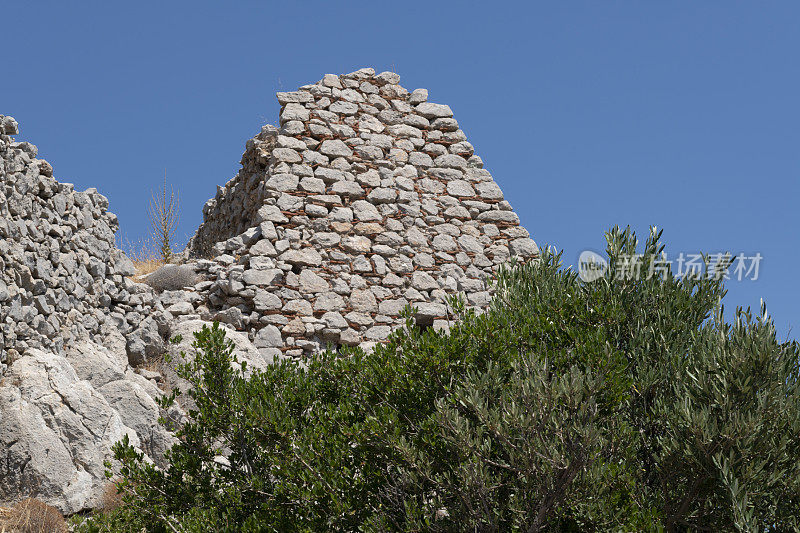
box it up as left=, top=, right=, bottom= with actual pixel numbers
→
left=0, top=498, right=67, bottom=533
left=148, top=172, right=180, bottom=262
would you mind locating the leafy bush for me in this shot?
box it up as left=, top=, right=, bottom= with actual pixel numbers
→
left=78, top=227, right=800, bottom=532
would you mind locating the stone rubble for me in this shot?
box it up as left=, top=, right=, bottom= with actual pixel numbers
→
left=0, top=115, right=165, bottom=370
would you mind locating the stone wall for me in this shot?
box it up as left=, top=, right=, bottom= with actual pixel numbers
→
left=189, top=125, right=278, bottom=256
left=182, top=68, right=539, bottom=358
left=0, top=115, right=155, bottom=373
left=0, top=69, right=540, bottom=512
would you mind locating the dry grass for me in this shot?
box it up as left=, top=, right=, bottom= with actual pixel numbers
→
left=133, top=257, right=165, bottom=278
left=99, top=481, right=125, bottom=513
left=121, top=237, right=165, bottom=279
left=0, top=498, right=67, bottom=533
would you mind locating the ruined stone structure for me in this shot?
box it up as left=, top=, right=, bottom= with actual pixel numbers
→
left=0, top=68, right=538, bottom=514
left=187, top=68, right=539, bottom=357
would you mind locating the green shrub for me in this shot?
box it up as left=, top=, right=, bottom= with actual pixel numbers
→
left=78, top=226, right=800, bottom=532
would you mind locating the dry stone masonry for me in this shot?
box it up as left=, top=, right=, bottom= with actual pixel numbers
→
left=187, top=68, right=539, bottom=357
left=0, top=115, right=140, bottom=369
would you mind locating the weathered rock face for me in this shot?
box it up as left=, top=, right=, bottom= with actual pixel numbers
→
left=187, top=68, right=539, bottom=357
left=0, top=339, right=176, bottom=514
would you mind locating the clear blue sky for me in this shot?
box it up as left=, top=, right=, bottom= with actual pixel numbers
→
left=3, top=1, right=797, bottom=340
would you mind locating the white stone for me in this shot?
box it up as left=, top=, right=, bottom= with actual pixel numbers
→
left=340, top=88, right=365, bottom=102
left=411, top=271, right=439, bottom=291
left=376, top=71, right=401, bottom=85
left=477, top=210, right=520, bottom=224
left=255, top=325, right=283, bottom=348
left=378, top=298, right=409, bottom=316
left=414, top=102, right=453, bottom=119
left=352, top=200, right=382, bottom=221
left=434, top=154, right=468, bottom=169
left=167, top=301, right=194, bottom=316
left=510, top=238, right=539, bottom=258
left=277, top=135, right=307, bottom=150
left=280, top=103, right=310, bottom=122
left=299, top=270, right=330, bottom=293
left=367, top=187, right=398, bottom=203
left=300, top=177, right=326, bottom=193
left=476, top=181, right=504, bottom=201
left=322, top=311, right=348, bottom=328
left=243, top=268, right=281, bottom=286
left=350, top=289, right=378, bottom=313
left=342, top=235, right=372, bottom=253
left=256, top=205, right=288, bottom=224
left=250, top=239, right=278, bottom=257
left=329, top=101, right=360, bottom=116
left=266, top=173, right=300, bottom=192
left=331, top=180, right=365, bottom=198
left=283, top=299, right=313, bottom=316
left=320, top=139, right=353, bottom=158
left=409, top=88, right=428, bottom=104
left=359, top=115, right=385, bottom=133
left=432, top=234, right=458, bottom=252
left=314, top=292, right=345, bottom=312
left=365, top=325, right=392, bottom=341
left=321, top=74, right=342, bottom=88
left=457, top=234, right=484, bottom=254
left=280, top=248, right=323, bottom=266
left=277, top=91, right=314, bottom=104
left=447, top=180, right=475, bottom=197
left=312, top=232, right=342, bottom=246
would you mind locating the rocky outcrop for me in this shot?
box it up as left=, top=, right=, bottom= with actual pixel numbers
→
left=0, top=343, right=149, bottom=514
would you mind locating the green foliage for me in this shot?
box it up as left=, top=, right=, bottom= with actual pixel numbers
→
left=77, top=227, right=800, bottom=532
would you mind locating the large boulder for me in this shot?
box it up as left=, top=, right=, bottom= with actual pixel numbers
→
left=0, top=349, right=142, bottom=514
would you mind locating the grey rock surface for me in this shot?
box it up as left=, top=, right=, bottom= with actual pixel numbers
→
left=0, top=349, right=143, bottom=514
left=125, top=318, right=166, bottom=366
